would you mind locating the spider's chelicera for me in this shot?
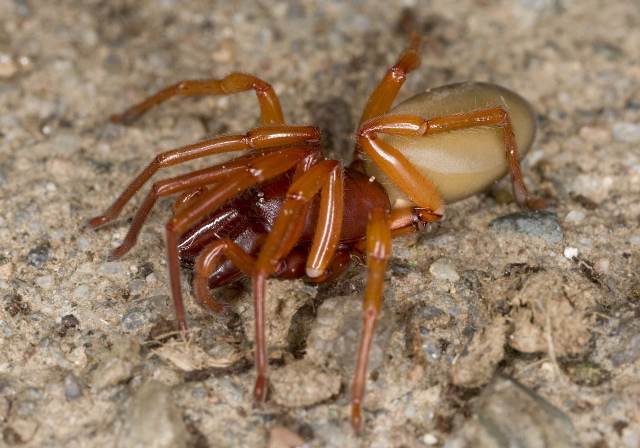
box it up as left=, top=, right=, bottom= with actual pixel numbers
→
left=87, top=34, right=544, bottom=432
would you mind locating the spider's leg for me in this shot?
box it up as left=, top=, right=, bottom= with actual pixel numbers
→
left=251, top=160, right=344, bottom=404
left=111, top=73, right=285, bottom=125
left=86, top=125, right=320, bottom=229
left=351, top=207, right=391, bottom=433
left=351, top=33, right=422, bottom=166
left=166, top=147, right=319, bottom=333
left=192, top=239, right=257, bottom=316
left=107, top=146, right=314, bottom=260
left=357, top=108, right=546, bottom=214
left=359, top=33, right=422, bottom=125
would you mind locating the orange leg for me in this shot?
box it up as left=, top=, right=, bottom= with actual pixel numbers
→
left=250, top=160, right=344, bottom=404
left=352, top=33, right=422, bottom=165
left=192, top=239, right=257, bottom=316
left=165, top=147, right=320, bottom=333
left=86, top=126, right=321, bottom=230
left=358, top=108, right=544, bottom=212
left=106, top=146, right=320, bottom=261
left=358, top=33, right=422, bottom=125
left=351, top=207, right=391, bottom=433
left=110, top=73, right=285, bottom=125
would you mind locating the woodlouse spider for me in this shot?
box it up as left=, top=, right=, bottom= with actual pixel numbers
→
left=87, top=34, right=545, bottom=432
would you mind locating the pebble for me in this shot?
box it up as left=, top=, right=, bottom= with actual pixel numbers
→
left=213, top=378, right=244, bottom=404
left=35, top=274, right=54, bottom=289
left=593, top=258, right=610, bottom=274
left=75, top=235, right=90, bottom=251
left=423, top=433, right=439, bottom=445
left=98, top=261, right=126, bottom=275
left=621, top=427, right=640, bottom=448
left=117, top=380, right=187, bottom=448
left=564, top=210, right=585, bottom=224
left=489, top=211, right=564, bottom=244
left=64, top=372, right=83, bottom=401
left=4, top=417, right=38, bottom=444
left=578, top=125, right=610, bottom=144
left=121, top=295, right=169, bottom=331
left=305, top=295, right=394, bottom=375
left=563, top=247, right=578, bottom=259
left=26, top=246, right=50, bottom=269
left=610, top=333, right=640, bottom=366
left=612, top=122, right=640, bottom=143
left=268, top=426, right=306, bottom=448
left=429, top=258, right=460, bottom=281
left=89, top=336, right=142, bottom=389
left=0, top=261, right=13, bottom=280
left=271, top=359, right=341, bottom=407
left=145, top=272, right=157, bottom=283
left=473, top=374, right=581, bottom=447
left=73, top=285, right=91, bottom=300
left=0, top=54, right=18, bottom=78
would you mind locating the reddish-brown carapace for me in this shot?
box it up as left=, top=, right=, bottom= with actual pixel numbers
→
left=86, top=34, right=544, bottom=432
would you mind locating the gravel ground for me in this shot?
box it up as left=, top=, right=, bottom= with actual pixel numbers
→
left=1, top=1, right=639, bottom=447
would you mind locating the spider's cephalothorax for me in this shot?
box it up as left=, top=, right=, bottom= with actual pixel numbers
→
left=87, top=34, right=543, bottom=432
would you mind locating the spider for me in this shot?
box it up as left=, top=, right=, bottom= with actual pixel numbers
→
left=87, top=34, right=544, bottom=432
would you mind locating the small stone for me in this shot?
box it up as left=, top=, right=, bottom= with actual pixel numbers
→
left=214, top=378, right=244, bottom=404
left=145, top=272, right=157, bottom=283
left=612, top=122, right=640, bottom=143
left=429, top=258, right=460, bottom=281
left=593, top=258, right=610, bottom=274
left=451, top=321, right=507, bottom=388
left=4, top=417, right=38, bottom=444
left=26, top=246, right=50, bottom=269
left=122, top=295, right=169, bottom=331
left=578, top=125, right=610, bottom=144
left=563, top=247, right=578, bottom=259
left=0, top=54, right=18, bottom=78
left=0, top=261, right=14, bottom=280
left=489, top=211, right=563, bottom=244
left=73, top=285, right=91, bottom=300
left=621, top=427, right=640, bottom=448
left=564, top=210, right=585, bottom=224
left=610, top=333, right=640, bottom=366
left=271, top=359, right=341, bottom=407
left=89, top=336, right=142, bottom=389
left=98, top=261, right=126, bottom=275
left=473, top=375, right=581, bottom=447
left=269, top=426, right=306, bottom=448
left=423, top=433, right=439, bottom=445
left=305, top=296, right=394, bottom=375
left=35, top=274, right=54, bottom=289
left=117, top=380, right=187, bottom=448
left=64, top=373, right=83, bottom=401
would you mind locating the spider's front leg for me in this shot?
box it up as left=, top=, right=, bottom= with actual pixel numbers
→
left=351, top=207, right=391, bottom=433
left=86, top=125, right=321, bottom=232
left=162, top=146, right=321, bottom=333
left=89, top=67, right=320, bottom=231
left=250, top=160, right=344, bottom=404
left=110, top=72, right=285, bottom=125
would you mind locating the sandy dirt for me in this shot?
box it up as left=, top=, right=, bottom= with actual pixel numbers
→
left=0, top=1, right=639, bottom=447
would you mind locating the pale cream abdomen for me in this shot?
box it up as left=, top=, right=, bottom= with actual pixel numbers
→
left=363, top=82, right=536, bottom=207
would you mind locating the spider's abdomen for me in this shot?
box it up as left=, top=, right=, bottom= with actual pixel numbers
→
left=363, top=82, right=537, bottom=207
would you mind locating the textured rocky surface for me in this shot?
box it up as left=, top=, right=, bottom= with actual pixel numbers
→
left=0, top=1, right=639, bottom=447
